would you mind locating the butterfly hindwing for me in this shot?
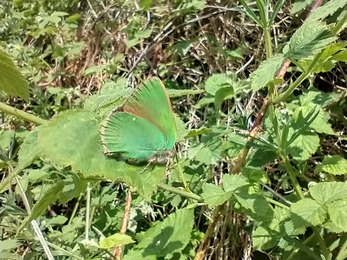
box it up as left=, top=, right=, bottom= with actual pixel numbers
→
left=101, top=112, right=167, bottom=160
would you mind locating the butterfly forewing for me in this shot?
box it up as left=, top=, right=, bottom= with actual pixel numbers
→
left=123, top=78, right=176, bottom=149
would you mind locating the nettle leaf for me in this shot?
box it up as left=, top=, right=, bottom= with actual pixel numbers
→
left=234, top=193, right=273, bottom=217
left=253, top=206, right=298, bottom=251
left=222, top=174, right=249, bottom=193
left=214, top=86, right=234, bottom=112
left=306, top=0, right=347, bottom=22
left=291, top=0, right=314, bottom=14
left=0, top=239, right=20, bottom=253
left=293, top=105, right=334, bottom=135
left=135, top=208, right=194, bottom=258
left=37, top=109, right=164, bottom=200
left=242, top=167, right=268, bottom=183
left=204, top=73, right=234, bottom=96
left=287, top=133, right=320, bottom=161
left=314, top=155, right=347, bottom=175
left=299, top=42, right=347, bottom=73
left=250, top=54, right=286, bottom=91
left=299, top=88, right=340, bottom=108
left=325, top=200, right=347, bottom=233
left=310, top=182, right=347, bottom=205
left=291, top=198, right=326, bottom=227
left=283, top=20, right=336, bottom=60
left=202, top=183, right=232, bottom=207
left=84, top=77, right=132, bottom=118
left=100, top=233, right=135, bottom=249
left=0, top=49, right=29, bottom=100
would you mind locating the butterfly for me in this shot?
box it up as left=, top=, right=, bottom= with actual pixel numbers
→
left=101, top=78, right=177, bottom=165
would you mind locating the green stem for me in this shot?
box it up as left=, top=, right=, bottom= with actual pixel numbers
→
left=264, top=27, right=273, bottom=58
left=157, top=183, right=202, bottom=201
left=175, top=158, right=189, bottom=190
left=282, top=155, right=304, bottom=198
left=0, top=102, right=46, bottom=125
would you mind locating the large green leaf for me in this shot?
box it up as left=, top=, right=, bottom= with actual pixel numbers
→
left=135, top=208, right=194, bottom=259
left=0, top=49, right=29, bottom=100
left=37, top=109, right=165, bottom=200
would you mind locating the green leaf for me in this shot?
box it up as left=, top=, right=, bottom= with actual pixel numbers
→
left=234, top=193, right=273, bottom=217
left=0, top=129, right=41, bottom=193
left=222, top=174, right=249, bottom=193
left=287, top=133, right=320, bottom=161
left=205, top=73, right=231, bottom=95
left=310, top=182, right=347, bottom=205
left=84, top=77, right=132, bottom=118
left=60, top=175, right=88, bottom=204
left=100, top=233, right=135, bottom=249
left=214, top=86, right=234, bottom=112
left=139, top=0, right=153, bottom=10
left=0, top=49, right=29, bottom=100
left=306, top=0, right=347, bottom=22
left=314, top=155, right=347, bottom=175
left=202, top=183, right=232, bottom=207
left=136, top=208, right=194, bottom=258
left=291, top=198, right=326, bottom=226
left=291, top=0, right=314, bottom=14
left=37, top=109, right=164, bottom=200
left=0, top=239, right=19, bottom=252
left=19, top=181, right=65, bottom=232
left=283, top=20, right=336, bottom=60
left=250, top=54, right=286, bottom=91
left=325, top=200, right=347, bottom=233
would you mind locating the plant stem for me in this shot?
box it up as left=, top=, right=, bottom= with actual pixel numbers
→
left=157, top=183, right=202, bottom=201
left=0, top=102, right=46, bottom=125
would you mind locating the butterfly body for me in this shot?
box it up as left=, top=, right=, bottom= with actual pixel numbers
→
left=101, top=78, right=176, bottom=163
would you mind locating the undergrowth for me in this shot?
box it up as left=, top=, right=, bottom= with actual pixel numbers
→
left=1, top=0, right=347, bottom=259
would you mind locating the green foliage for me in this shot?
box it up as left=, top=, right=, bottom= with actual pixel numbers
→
left=1, top=0, right=347, bottom=259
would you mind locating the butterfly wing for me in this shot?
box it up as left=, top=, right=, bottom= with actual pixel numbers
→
left=123, top=78, right=176, bottom=150
left=101, top=112, right=167, bottom=160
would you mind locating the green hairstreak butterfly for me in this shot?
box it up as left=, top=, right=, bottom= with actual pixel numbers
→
left=101, top=78, right=177, bottom=164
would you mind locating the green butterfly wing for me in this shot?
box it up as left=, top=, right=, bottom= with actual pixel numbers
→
left=101, top=112, right=167, bottom=160
left=123, top=78, right=176, bottom=149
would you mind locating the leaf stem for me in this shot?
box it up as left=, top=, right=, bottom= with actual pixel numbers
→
left=0, top=102, right=46, bottom=125
left=157, top=183, right=202, bottom=201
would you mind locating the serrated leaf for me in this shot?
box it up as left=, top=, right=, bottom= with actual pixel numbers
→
left=291, top=198, right=326, bottom=226
left=287, top=133, right=320, bottom=161
left=234, top=193, right=273, bottom=217
left=310, top=182, right=347, bottom=205
left=293, top=105, right=334, bottom=135
left=202, top=183, right=232, bottom=207
left=205, top=73, right=231, bottom=95
left=283, top=20, right=336, bottom=60
left=314, top=155, right=347, bottom=175
left=222, top=174, right=249, bottom=193
left=136, top=208, right=194, bottom=258
left=333, top=50, right=347, bottom=62
left=83, top=77, right=132, bottom=118
left=291, top=0, right=315, bottom=14
left=48, top=215, right=68, bottom=225
left=123, top=249, right=156, bottom=260
left=326, top=200, right=347, bottom=233
left=100, top=233, right=135, bottom=249
left=0, top=239, right=19, bottom=252
left=242, top=167, right=269, bottom=184
left=37, top=109, right=164, bottom=200
left=250, top=54, right=286, bottom=91
left=306, top=0, right=347, bottom=22
left=0, top=49, right=29, bottom=100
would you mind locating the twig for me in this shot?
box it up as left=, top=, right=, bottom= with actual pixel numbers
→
left=113, top=189, right=132, bottom=259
